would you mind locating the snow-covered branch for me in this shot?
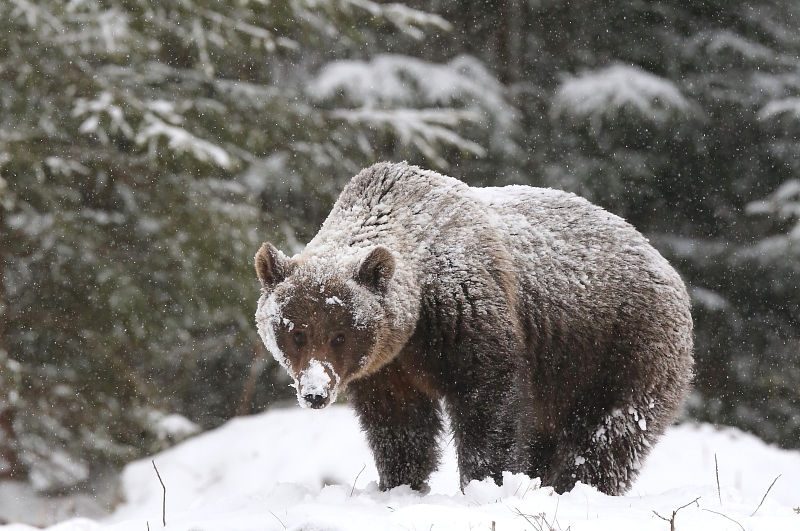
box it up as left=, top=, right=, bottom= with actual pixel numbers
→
left=308, top=54, right=518, bottom=157
left=330, top=108, right=486, bottom=167
left=551, top=64, right=694, bottom=132
left=757, top=97, right=800, bottom=122
left=746, top=179, right=800, bottom=220
left=295, top=0, right=450, bottom=39
left=136, top=114, right=234, bottom=169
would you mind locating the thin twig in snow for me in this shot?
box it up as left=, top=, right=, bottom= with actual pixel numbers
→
left=653, top=496, right=700, bottom=531
left=350, top=463, right=367, bottom=497
left=548, top=497, right=560, bottom=530
left=582, top=490, right=590, bottom=520
left=750, top=474, right=781, bottom=517
left=521, top=478, right=538, bottom=499
left=702, top=509, right=745, bottom=531
left=511, top=508, right=539, bottom=530
left=511, top=507, right=558, bottom=531
left=268, top=510, right=286, bottom=529
left=152, top=460, right=166, bottom=526
left=715, top=454, right=721, bottom=505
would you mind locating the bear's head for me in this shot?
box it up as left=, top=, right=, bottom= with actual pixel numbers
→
left=254, top=242, right=407, bottom=409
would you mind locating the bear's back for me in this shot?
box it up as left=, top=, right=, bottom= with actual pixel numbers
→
left=470, top=184, right=691, bottom=339
left=473, top=184, right=678, bottom=280
left=308, top=162, right=689, bottom=338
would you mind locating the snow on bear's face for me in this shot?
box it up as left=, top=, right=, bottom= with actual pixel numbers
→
left=254, top=243, right=394, bottom=409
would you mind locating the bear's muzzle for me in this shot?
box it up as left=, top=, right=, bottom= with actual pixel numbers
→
left=301, top=393, right=328, bottom=409
left=297, top=359, right=340, bottom=409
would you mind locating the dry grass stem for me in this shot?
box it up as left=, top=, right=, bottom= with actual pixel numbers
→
left=653, top=496, right=700, bottom=531
left=268, top=509, right=287, bottom=529
left=152, top=460, right=166, bottom=526
left=702, top=508, right=745, bottom=531
left=750, top=474, right=781, bottom=517
left=350, top=463, right=367, bottom=497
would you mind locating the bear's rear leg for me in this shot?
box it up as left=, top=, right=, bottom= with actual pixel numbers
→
left=541, top=392, right=662, bottom=495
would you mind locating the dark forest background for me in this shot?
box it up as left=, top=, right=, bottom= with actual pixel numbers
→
left=2, top=0, right=800, bottom=495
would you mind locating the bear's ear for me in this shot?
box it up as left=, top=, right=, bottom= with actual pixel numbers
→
left=356, top=246, right=395, bottom=294
left=255, top=242, right=291, bottom=291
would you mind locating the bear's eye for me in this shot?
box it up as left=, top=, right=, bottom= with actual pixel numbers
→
left=293, top=331, right=307, bottom=346
left=331, top=333, right=345, bottom=347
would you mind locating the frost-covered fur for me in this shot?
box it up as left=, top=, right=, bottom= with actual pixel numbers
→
left=254, top=162, right=693, bottom=495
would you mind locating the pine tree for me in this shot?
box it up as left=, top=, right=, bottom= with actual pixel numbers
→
left=0, top=0, right=500, bottom=489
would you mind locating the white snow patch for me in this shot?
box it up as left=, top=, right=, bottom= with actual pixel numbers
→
left=325, top=296, right=343, bottom=306
left=594, top=426, right=607, bottom=441
left=690, top=286, right=732, bottom=311
left=255, top=292, right=290, bottom=373
left=148, top=411, right=200, bottom=443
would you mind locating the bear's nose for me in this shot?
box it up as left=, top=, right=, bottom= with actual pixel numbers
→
left=303, top=394, right=327, bottom=409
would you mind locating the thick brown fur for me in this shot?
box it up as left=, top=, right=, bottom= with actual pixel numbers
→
left=255, top=162, right=693, bottom=495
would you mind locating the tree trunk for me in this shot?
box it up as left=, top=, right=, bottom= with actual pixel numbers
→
left=0, top=209, right=26, bottom=480
left=236, top=341, right=269, bottom=416
left=497, top=0, right=523, bottom=84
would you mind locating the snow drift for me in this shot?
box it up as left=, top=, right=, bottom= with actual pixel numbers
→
left=5, top=405, right=795, bottom=530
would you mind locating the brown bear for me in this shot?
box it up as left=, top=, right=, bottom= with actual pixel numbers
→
left=254, top=161, right=693, bottom=495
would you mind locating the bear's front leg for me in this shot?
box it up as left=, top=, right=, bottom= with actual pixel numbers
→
left=347, top=368, right=443, bottom=492
left=445, top=363, right=520, bottom=490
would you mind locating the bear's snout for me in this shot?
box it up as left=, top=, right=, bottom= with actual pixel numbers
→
left=302, top=393, right=328, bottom=409
left=296, top=358, right=340, bottom=409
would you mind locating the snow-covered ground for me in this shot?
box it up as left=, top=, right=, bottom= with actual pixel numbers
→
left=3, top=405, right=799, bottom=530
